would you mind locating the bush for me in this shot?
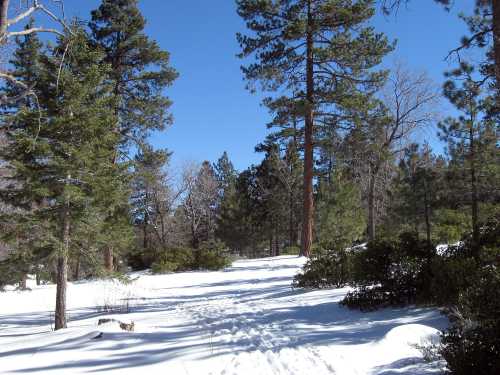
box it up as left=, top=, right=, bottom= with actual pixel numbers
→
left=439, top=214, right=500, bottom=375
left=151, top=247, right=195, bottom=274
left=151, top=259, right=180, bottom=274
left=440, top=269, right=500, bottom=375
left=428, top=251, right=478, bottom=306
left=342, top=232, right=435, bottom=310
left=151, top=242, right=232, bottom=273
left=293, top=247, right=352, bottom=289
left=196, top=240, right=232, bottom=271
left=197, top=250, right=232, bottom=271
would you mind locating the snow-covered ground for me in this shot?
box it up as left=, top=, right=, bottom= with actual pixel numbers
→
left=0, top=256, right=448, bottom=374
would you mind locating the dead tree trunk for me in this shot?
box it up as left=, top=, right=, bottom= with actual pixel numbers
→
left=301, top=0, right=314, bottom=257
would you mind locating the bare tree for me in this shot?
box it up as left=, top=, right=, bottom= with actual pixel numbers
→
left=180, top=161, right=218, bottom=250
left=365, top=64, right=440, bottom=240
left=0, top=0, right=69, bottom=104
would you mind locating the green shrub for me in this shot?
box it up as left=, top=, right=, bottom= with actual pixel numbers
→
left=440, top=268, right=500, bottom=375
left=429, top=252, right=477, bottom=306
left=340, top=286, right=389, bottom=312
left=151, top=247, right=195, bottom=274
left=293, top=248, right=352, bottom=289
left=151, top=260, right=180, bottom=274
left=439, top=214, right=500, bottom=375
left=342, top=232, right=435, bottom=310
left=197, top=250, right=232, bottom=271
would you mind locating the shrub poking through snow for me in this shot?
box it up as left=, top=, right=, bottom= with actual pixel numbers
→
left=151, top=247, right=195, bottom=274
left=151, top=243, right=231, bottom=274
left=292, top=248, right=352, bottom=289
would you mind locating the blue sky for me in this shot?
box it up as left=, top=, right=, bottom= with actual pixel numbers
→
left=53, top=0, right=474, bottom=171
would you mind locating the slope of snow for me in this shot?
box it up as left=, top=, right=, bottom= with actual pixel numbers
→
left=0, top=256, right=448, bottom=374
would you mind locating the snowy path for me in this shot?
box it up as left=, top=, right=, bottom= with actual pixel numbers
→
left=0, top=256, right=448, bottom=374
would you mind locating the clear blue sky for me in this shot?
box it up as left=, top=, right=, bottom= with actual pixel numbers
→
left=58, top=0, right=473, bottom=171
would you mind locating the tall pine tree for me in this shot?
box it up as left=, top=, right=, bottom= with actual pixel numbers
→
left=237, top=0, right=392, bottom=255
left=90, top=0, right=178, bottom=270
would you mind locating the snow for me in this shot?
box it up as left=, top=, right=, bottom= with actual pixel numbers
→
left=0, top=256, right=448, bottom=374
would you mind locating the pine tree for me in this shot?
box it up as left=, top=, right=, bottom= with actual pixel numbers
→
left=237, top=0, right=393, bottom=256
left=90, top=0, right=178, bottom=270
left=2, top=26, right=119, bottom=329
left=131, top=145, right=171, bottom=263
left=439, top=62, right=499, bottom=256
left=0, top=21, right=45, bottom=288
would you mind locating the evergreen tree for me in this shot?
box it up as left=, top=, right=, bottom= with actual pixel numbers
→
left=237, top=0, right=393, bottom=256
left=1, top=26, right=119, bottom=329
left=90, top=0, right=178, bottom=269
left=130, top=145, right=172, bottom=265
left=316, top=170, right=365, bottom=249
left=439, top=62, right=499, bottom=256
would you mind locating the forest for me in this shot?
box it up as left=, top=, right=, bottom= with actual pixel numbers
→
left=0, top=1, right=499, bottom=374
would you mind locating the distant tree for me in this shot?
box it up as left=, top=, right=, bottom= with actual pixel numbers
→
left=181, top=162, right=219, bottom=250
left=348, top=65, right=439, bottom=240
left=316, top=170, right=366, bottom=250
left=237, top=0, right=393, bottom=256
left=391, top=143, right=441, bottom=248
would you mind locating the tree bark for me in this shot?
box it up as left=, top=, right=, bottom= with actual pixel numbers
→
left=367, top=169, right=376, bottom=242
left=19, top=274, right=27, bottom=290
left=301, top=0, right=314, bottom=257
left=55, top=198, right=70, bottom=331
left=104, top=246, right=114, bottom=272
left=36, top=269, right=41, bottom=286
left=469, top=122, right=480, bottom=256
left=423, top=177, right=432, bottom=250
left=73, top=253, right=81, bottom=281
left=289, top=189, right=294, bottom=247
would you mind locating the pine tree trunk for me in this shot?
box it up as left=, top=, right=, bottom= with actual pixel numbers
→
left=104, top=246, right=114, bottom=273
left=73, top=253, right=81, bottom=281
left=469, top=123, right=480, bottom=256
left=274, top=225, right=280, bottom=256
left=36, top=270, right=41, bottom=286
left=55, top=199, right=70, bottom=331
left=301, top=0, right=314, bottom=258
left=19, top=274, right=27, bottom=290
left=423, top=178, right=432, bottom=250
left=367, top=169, right=376, bottom=242
left=289, top=190, right=294, bottom=247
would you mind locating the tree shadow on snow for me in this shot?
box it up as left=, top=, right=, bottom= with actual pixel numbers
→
left=3, top=260, right=448, bottom=373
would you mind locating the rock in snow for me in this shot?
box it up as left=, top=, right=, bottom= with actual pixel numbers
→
left=0, top=256, right=448, bottom=374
